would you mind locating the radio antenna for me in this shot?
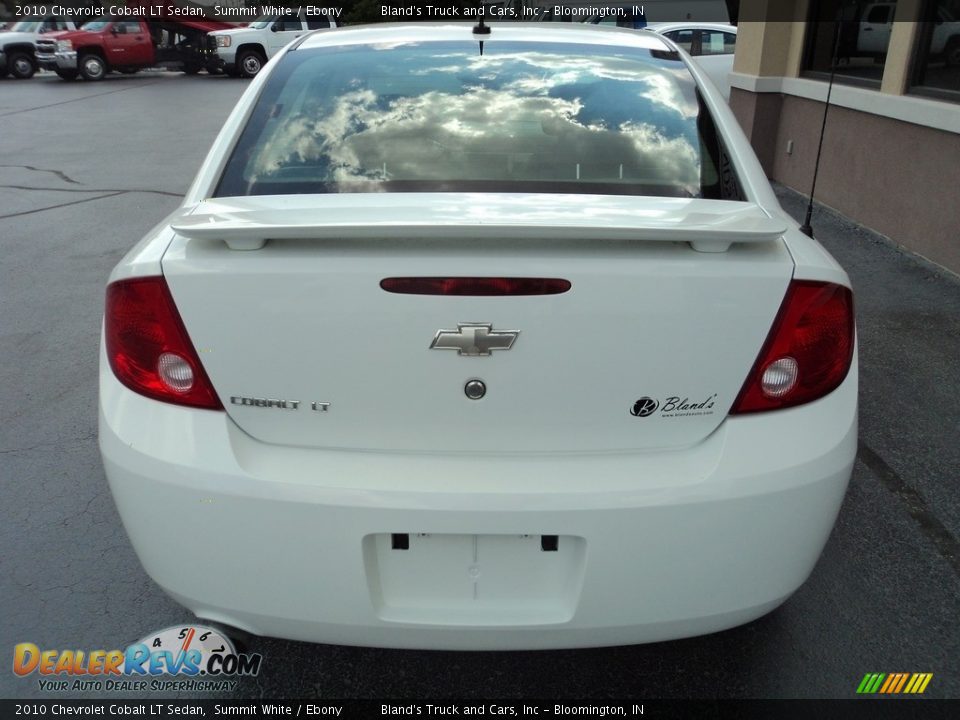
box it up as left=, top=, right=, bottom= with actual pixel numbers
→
left=800, top=8, right=844, bottom=238
left=473, top=6, right=490, bottom=55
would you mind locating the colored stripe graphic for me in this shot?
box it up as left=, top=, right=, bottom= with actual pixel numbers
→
left=856, top=673, right=885, bottom=694
left=883, top=673, right=907, bottom=693
left=892, top=673, right=909, bottom=693
left=857, top=673, right=932, bottom=694
left=909, top=673, right=933, bottom=694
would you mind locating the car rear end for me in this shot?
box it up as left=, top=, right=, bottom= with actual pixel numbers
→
left=99, top=24, right=856, bottom=649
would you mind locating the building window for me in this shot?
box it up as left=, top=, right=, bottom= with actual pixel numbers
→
left=910, top=0, right=960, bottom=99
left=804, top=0, right=898, bottom=85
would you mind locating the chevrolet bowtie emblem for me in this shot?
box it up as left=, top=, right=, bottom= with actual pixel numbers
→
left=430, top=323, right=519, bottom=357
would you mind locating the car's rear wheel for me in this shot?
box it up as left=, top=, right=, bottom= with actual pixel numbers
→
left=80, top=53, right=107, bottom=81
left=55, top=69, right=79, bottom=81
left=9, top=52, right=37, bottom=79
left=237, top=49, right=264, bottom=78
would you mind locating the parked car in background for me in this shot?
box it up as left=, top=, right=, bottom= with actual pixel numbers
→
left=647, top=22, right=738, bottom=100
left=100, top=23, right=857, bottom=650
left=207, top=10, right=337, bottom=78
left=577, top=16, right=738, bottom=100
left=0, top=18, right=79, bottom=79
left=35, top=16, right=234, bottom=80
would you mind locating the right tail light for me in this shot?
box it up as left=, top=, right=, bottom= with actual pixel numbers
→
left=731, top=280, right=854, bottom=414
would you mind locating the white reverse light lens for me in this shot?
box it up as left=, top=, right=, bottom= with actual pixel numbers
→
left=761, top=357, right=799, bottom=398
left=157, top=352, right=195, bottom=393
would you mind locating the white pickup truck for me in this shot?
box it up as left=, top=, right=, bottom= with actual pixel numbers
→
left=0, top=18, right=79, bottom=79
left=207, top=10, right=338, bottom=78
left=853, top=3, right=960, bottom=64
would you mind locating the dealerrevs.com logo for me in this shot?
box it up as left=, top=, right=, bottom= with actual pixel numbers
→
left=13, top=625, right=262, bottom=693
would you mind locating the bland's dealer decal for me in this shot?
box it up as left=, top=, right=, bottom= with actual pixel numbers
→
left=13, top=625, right=262, bottom=693
left=631, top=394, right=718, bottom=419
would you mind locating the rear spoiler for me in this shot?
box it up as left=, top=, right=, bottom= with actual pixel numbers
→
left=171, top=194, right=787, bottom=253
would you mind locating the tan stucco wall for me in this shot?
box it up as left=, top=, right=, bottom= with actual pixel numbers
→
left=730, top=1, right=960, bottom=272
left=881, top=19, right=921, bottom=94
left=730, top=87, right=783, bottom=173
left=732, top=0, right=808, bottom=77
left=732, top=22, right=804, bottom=77
left=766, top=95, right=960, bottom=272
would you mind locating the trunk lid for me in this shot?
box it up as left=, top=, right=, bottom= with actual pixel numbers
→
left=162, top=193, right=793, bottom=453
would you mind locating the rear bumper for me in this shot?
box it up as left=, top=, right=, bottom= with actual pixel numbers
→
left=99, top=346, right=857, bottom=650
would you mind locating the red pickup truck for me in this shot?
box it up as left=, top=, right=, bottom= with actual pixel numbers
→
left=35, top=18, right=234, bottom=80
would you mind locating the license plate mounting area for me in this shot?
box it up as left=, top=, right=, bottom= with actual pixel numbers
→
left=363, top=533, right=586, bottom=626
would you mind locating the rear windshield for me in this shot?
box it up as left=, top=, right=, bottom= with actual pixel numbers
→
left=215, top=41, right=741, bottom=200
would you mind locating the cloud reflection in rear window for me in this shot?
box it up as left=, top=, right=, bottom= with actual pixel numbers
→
left=215, top=41, right=729, bottom=199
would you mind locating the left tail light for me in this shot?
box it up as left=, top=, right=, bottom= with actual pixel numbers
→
left=105, top=277, right=223, bottom=410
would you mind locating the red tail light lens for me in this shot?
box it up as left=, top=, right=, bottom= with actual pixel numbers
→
left=380, top=277, right=571, bottom=296
left=731, top=280, right=854, bottom=414
left=105, top=277, right=223, bottom=410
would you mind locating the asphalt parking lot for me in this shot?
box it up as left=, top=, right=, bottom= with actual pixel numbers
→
left=1, top=71, right=959, bottom=701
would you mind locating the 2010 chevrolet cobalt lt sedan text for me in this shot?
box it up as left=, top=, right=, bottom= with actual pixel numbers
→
left=99, top=23, right=857, bottom=650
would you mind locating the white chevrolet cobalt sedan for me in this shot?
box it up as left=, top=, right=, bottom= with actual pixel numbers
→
left=99, top=23, right=857, bottom=650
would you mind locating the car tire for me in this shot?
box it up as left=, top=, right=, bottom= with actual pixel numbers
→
left=237, top=49, right=265, bottom=78
left=0, top=67, right=8, bottom=79
left=945, top=38, right=960, bottom=67
left=55, top=69, right=79, bottom=81
left=9, top=51, right=37, bottom=79
left=79, top=53, right=107, bottom=81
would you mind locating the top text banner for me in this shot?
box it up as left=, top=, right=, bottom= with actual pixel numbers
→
left=3, top=2, right=852, bottom=24
left=4, top=3, right=344, bottom=22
